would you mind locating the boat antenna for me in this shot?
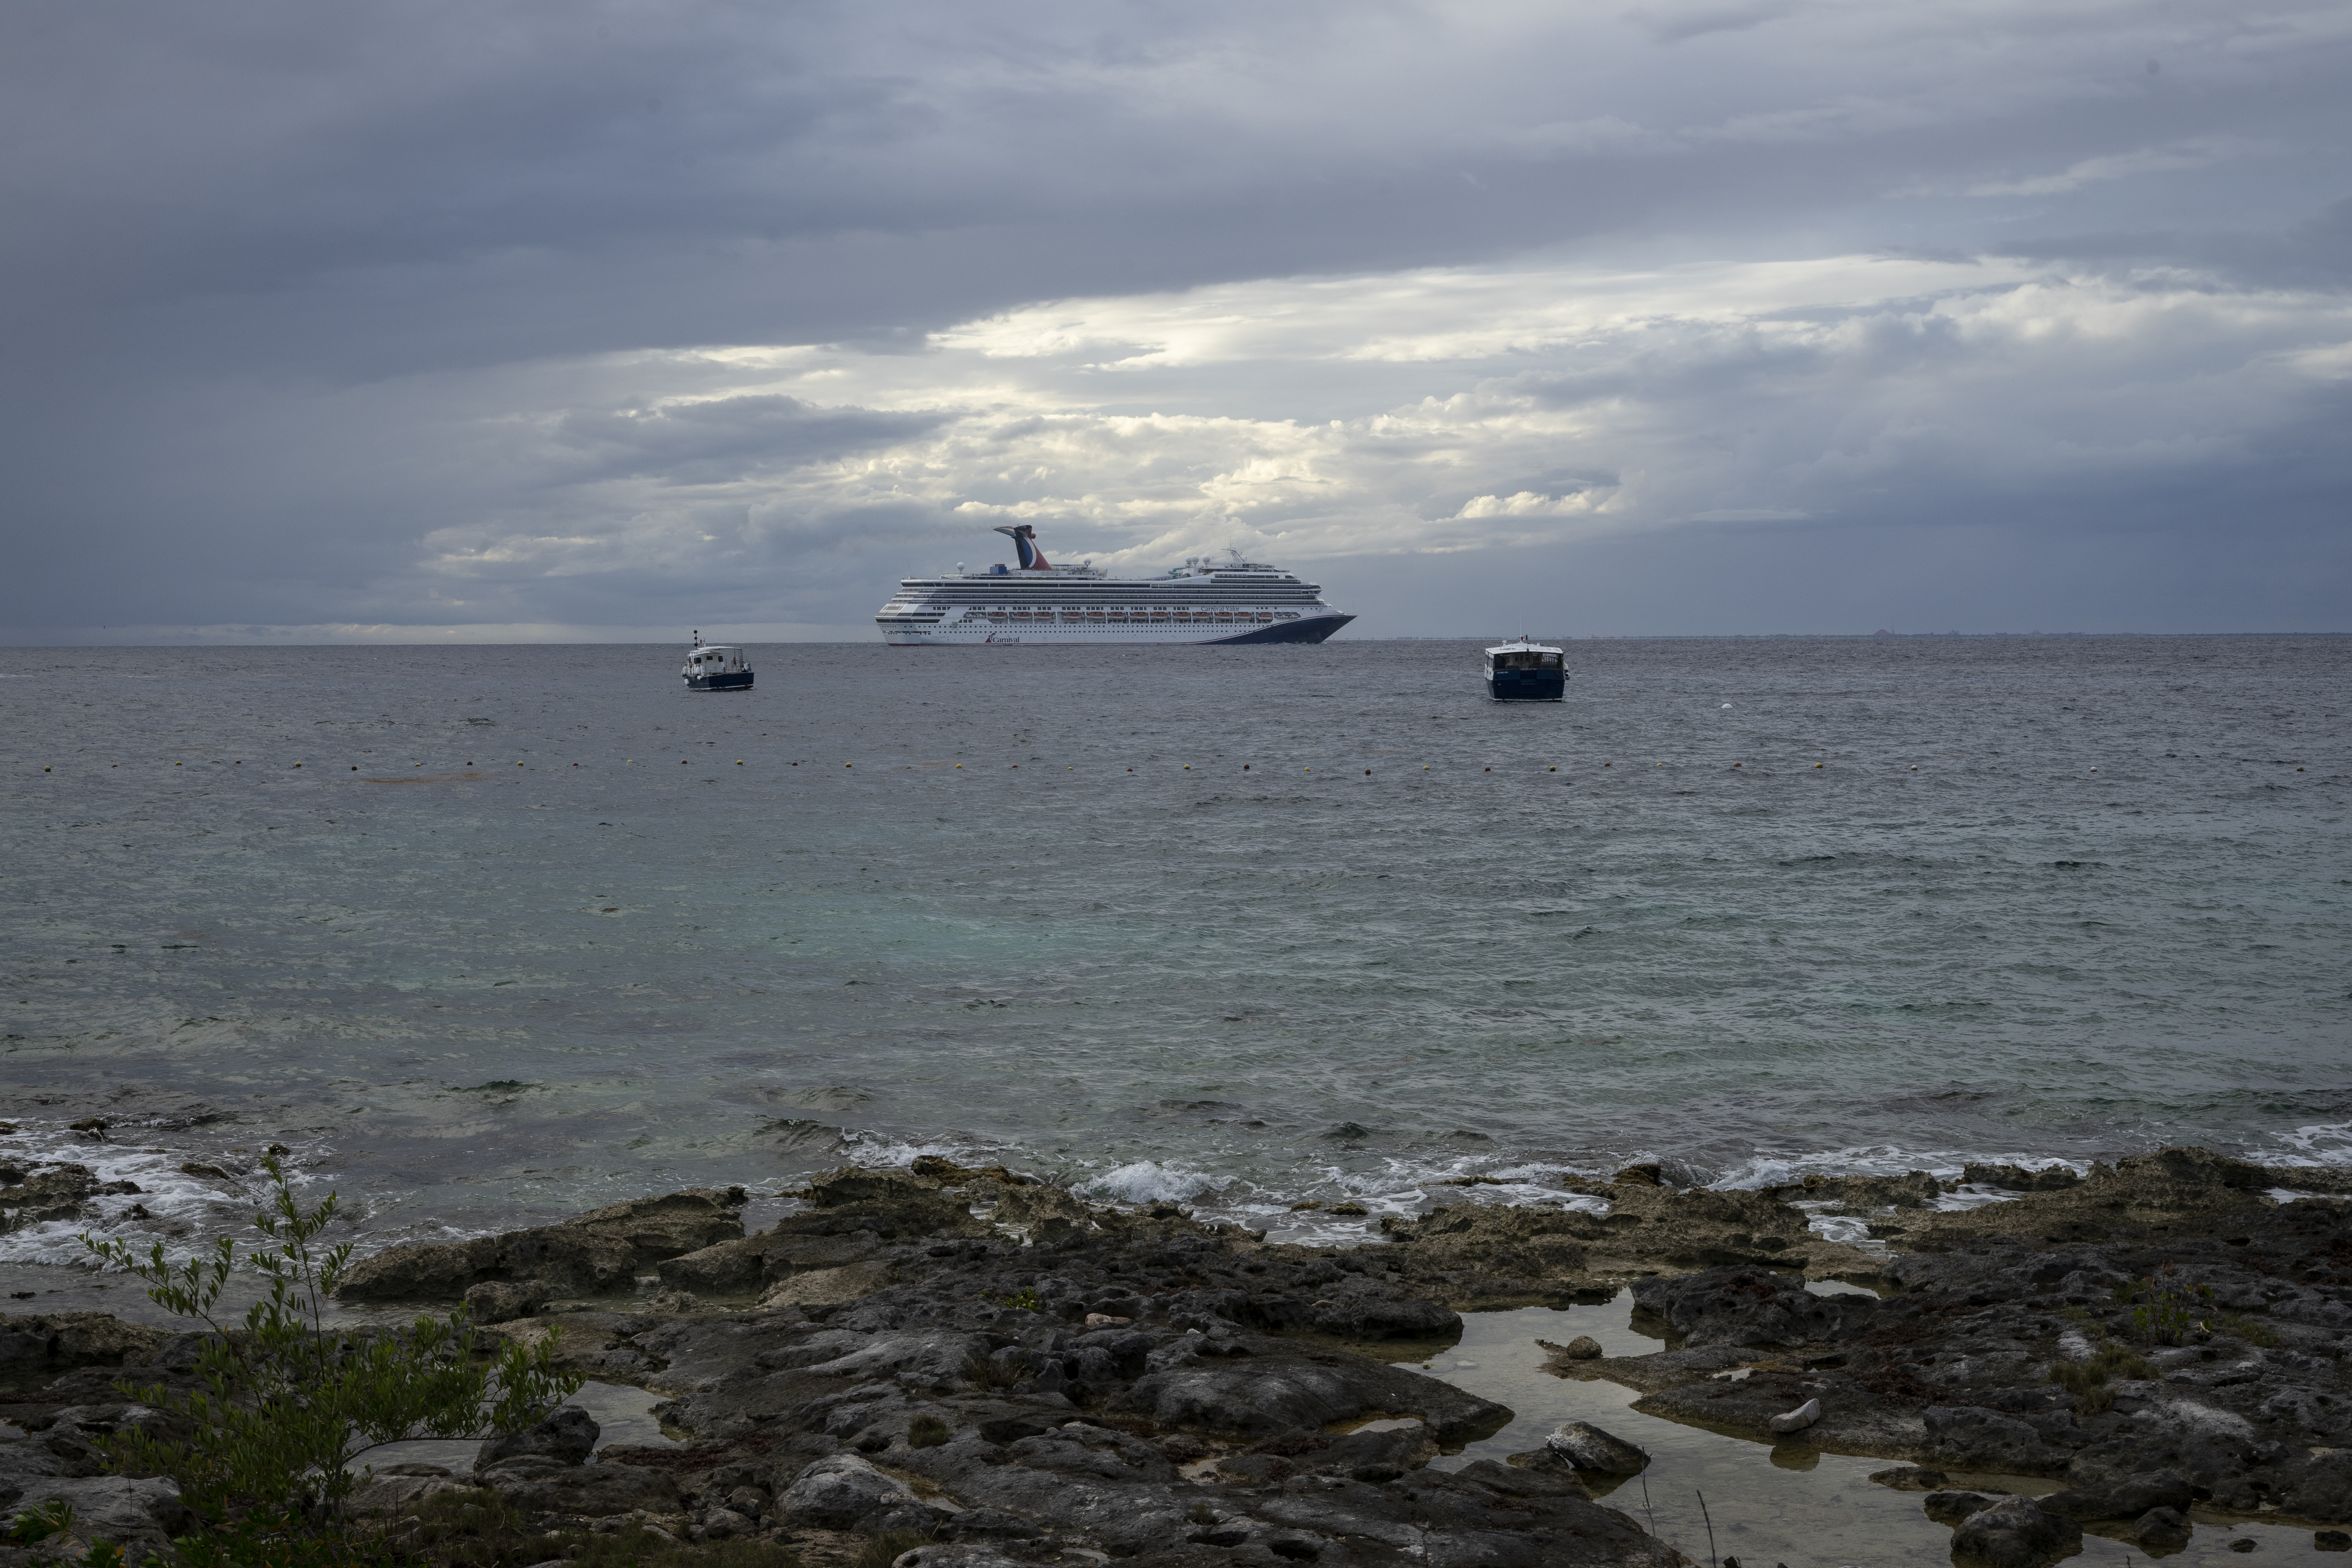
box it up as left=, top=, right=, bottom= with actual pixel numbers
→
left=692, top=629, right=701, bottom=648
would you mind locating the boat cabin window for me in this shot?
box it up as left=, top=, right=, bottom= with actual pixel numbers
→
left=1492, top=650, right=1562, bottom=671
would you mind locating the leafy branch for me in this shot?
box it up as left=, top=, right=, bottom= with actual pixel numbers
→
left=78, top=1156, right=584, bottom=1531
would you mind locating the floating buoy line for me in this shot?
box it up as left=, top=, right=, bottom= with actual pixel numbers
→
left=33, top=758, right=2280, bottom=778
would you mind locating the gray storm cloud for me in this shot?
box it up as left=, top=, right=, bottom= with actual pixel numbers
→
left=2, top=0, right=2346, bottom=640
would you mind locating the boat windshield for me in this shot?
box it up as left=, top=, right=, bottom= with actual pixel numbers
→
left=1492, top=650, right=1562, bottom=670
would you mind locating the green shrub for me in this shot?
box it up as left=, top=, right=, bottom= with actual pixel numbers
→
left=978, top=1286, right=1040, bottom=1312
left=962, top=1352, right=1026, bottom=1391
left=7, top=1501, right=79, bottom=1546
left=2121, top=1276, right=2213, bottom=1346
left=2215, top=1312, right=2281, bottom=1348
left=2047, top=1343, right=2152, bottom=1414
left=78, top=1157, right=583, bottom=1532
left=907, top=1415, right=952, bottom=1449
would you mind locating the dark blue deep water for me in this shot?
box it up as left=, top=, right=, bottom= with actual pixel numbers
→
left=3, top=636, right=2347, bottom=1261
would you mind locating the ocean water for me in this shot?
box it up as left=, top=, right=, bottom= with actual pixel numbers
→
left=3, top=636, right=2348, bottom=1266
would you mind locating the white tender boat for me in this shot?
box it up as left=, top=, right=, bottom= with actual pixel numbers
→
left=681, top=635, right=752, bottom=691
left=1484, top=638, right=1566, bottom=701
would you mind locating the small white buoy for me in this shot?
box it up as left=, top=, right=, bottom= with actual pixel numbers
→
left=1767, top=1397, right=1821, bottom=1433
left=1721, top=702, right=1733, bottom=708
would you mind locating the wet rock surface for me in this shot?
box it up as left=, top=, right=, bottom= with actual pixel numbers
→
left=1541, top=1148, right=2352, bottom=1550
left=335, top=1189, right=748, bottom=1300
left=16, top=1146, right=2352, bottom=1562
left=0, top=1312, right=171, bottom=1375
left=0, top=1165, right=141, bottom=1234
left=1947, top=1494, right=2082, bottom=1567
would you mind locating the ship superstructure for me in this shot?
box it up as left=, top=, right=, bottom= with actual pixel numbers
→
left=875, top=526, right=1354, bottom=646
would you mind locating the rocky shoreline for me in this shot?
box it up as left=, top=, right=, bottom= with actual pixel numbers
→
left=8, top=1146, right=2352, bottom=1566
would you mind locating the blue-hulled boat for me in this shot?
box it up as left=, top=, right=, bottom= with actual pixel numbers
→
left=1483, top=637, right=1566, bottom=701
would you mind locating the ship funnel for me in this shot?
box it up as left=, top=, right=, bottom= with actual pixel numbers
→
left=991, top=524, right=1052, bottom=571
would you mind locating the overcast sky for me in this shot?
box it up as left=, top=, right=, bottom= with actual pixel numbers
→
left=4, top=0, right=2348, bottom=642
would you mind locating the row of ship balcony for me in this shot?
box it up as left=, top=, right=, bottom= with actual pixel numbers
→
left=965, top=610, right=1305, bottom=623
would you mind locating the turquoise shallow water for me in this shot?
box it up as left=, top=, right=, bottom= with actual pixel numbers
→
left=2, top=636, right=2348, bottom=1261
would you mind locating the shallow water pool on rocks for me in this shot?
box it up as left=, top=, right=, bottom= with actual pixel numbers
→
left=363, top=1377, right=678, bottom=1474
left=1418, top=1298, right=2323, bottom=1566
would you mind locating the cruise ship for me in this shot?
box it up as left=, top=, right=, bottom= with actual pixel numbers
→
left=875, top=526, right=1355, bottom=646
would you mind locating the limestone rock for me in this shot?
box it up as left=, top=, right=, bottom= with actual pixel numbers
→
left=478, top=1461, right=680, bottom=1517
left=895, top=1548, right=1030, bottom=1568
left=1802, top=1171, right=1944, bottom=1211
left=1544, top=1421, right=1651, bottom=1475
left=1907, top=1144, right=2285, bottom=1250
left=1111, top=1340, right=1509, bottom=1443
left=2134, top=1506, right=2193, bottom=1549
left=462, top=1280, right=548, bottom=1324
left=660, top=1188, right=975, bottom=1294
left=804, top=1167, right=977, bottom=1237
left=1766, top=1397, right=1820, bottom=1433
left=336, top=1189, right=745, bottom=1300
left=774, top=1452, right=920, bottom=1530
left=1925, top=1490, right=1999, bottom=1526
left=1376, top=1200, right=1597, bottom=1283
left=1948, top=1495, right=2082, bottom=1568
left=1631, top=1265, right=1875, bottom=1348
left=1311, top=1421, right=1438, bottom=1482
left=760, top=1261, right=897, bottom=1308
left=1961, top=1163, right=2082, bottom=1192
left=3, top=1475, right=188, bottom=1553
left=0, top=1165, right=104, bottom=1228
left=990, top=1182, right=1095, bottom=1243
left=1924, top=1404, right=2067, bottom=1475
left=2036, top=1468, right=2192, bottom=1521
left=0, top=1312, right=170, bottom=1371
left=475, top=1406, right=599, bottom=1474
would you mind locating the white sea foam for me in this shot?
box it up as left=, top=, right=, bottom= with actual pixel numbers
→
left=1079, top=1161, right=1218, bottom=1205
left=1791, top=1201, right=1881, bottom=1252
left=1711, top=1144, right=2088, bottom=1192
left=837, top=1130, right=986, bottom=1167
left=2259, top=1123, right=2352, bottom=1167
left=0, top=1123, right=329, bottom=1267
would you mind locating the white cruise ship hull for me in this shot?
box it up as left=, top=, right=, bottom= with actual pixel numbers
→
left=881, top=613, right=1353, bottom=647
